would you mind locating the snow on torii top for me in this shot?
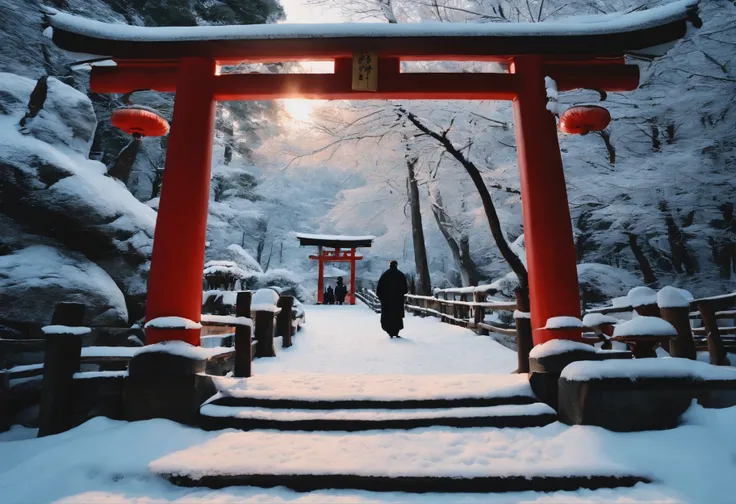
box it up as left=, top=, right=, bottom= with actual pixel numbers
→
left=296, top=233, right=374, bottom=250
left=42, top=1, right=699, bottom=62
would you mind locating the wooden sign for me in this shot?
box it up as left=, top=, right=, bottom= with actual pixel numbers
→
left=352, top=52, right=378, bottom=92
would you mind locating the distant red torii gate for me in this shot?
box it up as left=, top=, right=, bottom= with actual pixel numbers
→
left=296, top=234, right=374, bottom=305
left=43, top=2, right=698, bottom=346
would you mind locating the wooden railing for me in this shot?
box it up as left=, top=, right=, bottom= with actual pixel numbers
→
left=404, top=291, right=518, bottom=337
left=355, top=289, right=381, bottom=313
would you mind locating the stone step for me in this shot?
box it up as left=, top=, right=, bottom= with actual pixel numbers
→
left=208, top=372, right=539, bottom=410
left=199, top=402, right=557, bottom=431
left=150, top=428, right=649, bottom=493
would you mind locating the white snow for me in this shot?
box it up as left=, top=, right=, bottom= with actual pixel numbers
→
left=45, top=1, right=697, bottom=43
left=200, top=314, right=253, bottom=327
left=545, top=76, right=561, bottom=115
left=213, top=373, right=534, bottom=402
left=543, top=316, right=583, bottom=329
left=296, top=233, right=375, bottom=242
left=136, top=341, right=233, bottom=360
left=41, top=325, right=91, bottom=336
left=627, top=286, right=658, bottom=308
left=513, top=310, right=530, bottom=319
left=144, top=316, right=202, bottom=330
left=251, top=288, right=281, bottom=313
left=73, top=371, right=128, bottom=379
left=201, top=403, right=554, bottom=421
left=80, top=346, right=137, bottom=358
left=249, top=304, right=518, bottom=375
left=582, top=313, right=619, bottom=327
left=3, top=363, right=44, bottom=374
left=529, top=339, right=596, bottom=359
left=657, top=285, right=691, bottom=308
left=613, top=317, right=677, bottom=337
left=202, top=289, right=238, bottom=307
left=561, top=358, right=736, bottom=382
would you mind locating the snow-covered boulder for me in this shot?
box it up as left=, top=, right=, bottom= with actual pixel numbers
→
left=0, top=245, right=128, bottom=326
left=577, top=263, right=643, bottom=304
left=0, top=72, right=35, bottom=116
left=17, top=76, right=97, bottom=157
left=0, top=72, right=155, bottom=322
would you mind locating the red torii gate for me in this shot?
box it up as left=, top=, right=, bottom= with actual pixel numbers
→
left=43, top=1, right=698, bottom=346
left=296, top=234, right=374, bottom=305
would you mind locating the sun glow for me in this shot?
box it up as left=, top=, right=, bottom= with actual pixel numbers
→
left=280, top=98, right=325, bottom=122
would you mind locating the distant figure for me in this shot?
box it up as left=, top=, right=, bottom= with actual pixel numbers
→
left=335, top=277, right=348, bottom=305
left=376, top=260, right=408, bottom=338
left=324, top=285, right=335, bottom=305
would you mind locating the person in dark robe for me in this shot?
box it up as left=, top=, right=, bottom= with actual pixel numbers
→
left=324, top=285, right=335, bottom=305
left=334, top=277, right=348, bottom=305
left=376, top=260, right=408, bottom=338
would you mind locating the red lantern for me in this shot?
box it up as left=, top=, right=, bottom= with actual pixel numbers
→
left=558, top=105, right=611, bottom=135
left=111, top=106, right=169, bottom=138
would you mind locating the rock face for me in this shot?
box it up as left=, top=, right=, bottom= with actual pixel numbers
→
left=0, top=72, right=155, bottom=325
left=0, top=245, right=128, bottom=326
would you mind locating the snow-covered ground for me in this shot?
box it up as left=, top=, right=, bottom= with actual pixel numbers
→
left=253, top=303, right=518, bottom=375
left=1, top=304, right=735, bottom=503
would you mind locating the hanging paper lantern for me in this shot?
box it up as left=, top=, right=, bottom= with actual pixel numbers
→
left=558, top=105, right=611, bottom=135
left=111, top=106, right=169, bottom=138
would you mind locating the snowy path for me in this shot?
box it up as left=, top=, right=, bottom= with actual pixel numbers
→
left=254, top=303, right=518, bottom=375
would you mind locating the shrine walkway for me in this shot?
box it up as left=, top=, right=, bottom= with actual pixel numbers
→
left=253, top=303, right=518, bottom=375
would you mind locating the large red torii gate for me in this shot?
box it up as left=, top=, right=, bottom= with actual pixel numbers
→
left=296, top=234, right=374, bottom=305
left=43, top=1, right=698, bottom=346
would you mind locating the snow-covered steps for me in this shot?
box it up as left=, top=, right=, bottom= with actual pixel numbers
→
left=208, top=373, right=539, bottom=410
left=151, top=427, right=649, bottom=493
left=199, top=402, right=556, bottom=431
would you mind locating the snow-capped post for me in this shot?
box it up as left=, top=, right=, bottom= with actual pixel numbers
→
left=511, top=56, right=582, bottom=345
left=253, top=289, right=280, bottom=358
left=144, top=57, right=217, bottom=347
left=276, top=296, right=294, bottom=348
left=38, top=302, right=89, bottom=437
left=234, top=291, right=252, bottom=378
left=657, top=286, right=696, bottom=360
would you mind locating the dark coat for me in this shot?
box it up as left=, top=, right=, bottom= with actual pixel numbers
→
left=335, top=281, right=348, bottom=303
left=324, top=286, right=335, bottom=304
left=376, top=266, right=408, bottom=335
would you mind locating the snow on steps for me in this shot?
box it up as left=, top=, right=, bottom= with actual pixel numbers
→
left=199, top=402, right=557, bottom=431
left=207, top=373, right=539, bottom=409
left=151, top=428, right=648, bottom=493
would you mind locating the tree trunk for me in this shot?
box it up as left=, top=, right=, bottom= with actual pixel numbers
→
left=659, top=201, right=697, bottom=275
left=401, top=108, right=529, bottom=298
left=405, top=148, right=432, bottom=295
left=107, top=138, right=140, bottom=186
left=627, top=233, right=658, bottom=286
left=428, top=182, right=481, bottom=286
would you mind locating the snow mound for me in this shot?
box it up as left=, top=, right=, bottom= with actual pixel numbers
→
left=562, top=358, right=736, bottom=382
left=657, top=286, right=691, bottom=309
left=627, top=287, right=658, bottom=308
left=582, top=313, right=619, bottom=327
left=529, top=339, right=596, bottom=359
left=144, top=317, right=202, bottom=330
left=225, top=244, right=263, bottom=273
left=252, top=288, right=281, bottom=313
left=42, top=325, right=91, bottom=336
left=136, top=341, right=231, bottom=360
left=544, top=316, right=583, bottom=329
left=613, top=317, right=677, bottom=337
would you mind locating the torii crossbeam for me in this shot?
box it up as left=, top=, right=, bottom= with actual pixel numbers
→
left=42, top=1, right=699, bottom=346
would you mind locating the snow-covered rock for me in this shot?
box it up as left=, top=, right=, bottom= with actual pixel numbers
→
left=0, top=245, right=128, bottom=326
left=613, top=317, right=677, bottom=338
left=18, top=76, right=97, bottom=157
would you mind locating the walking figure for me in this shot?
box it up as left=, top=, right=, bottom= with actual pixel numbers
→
left=324, top=285, right=335, bottom=305
left=335, top=277, right=348, bottom=305
left=376, top=260, right=408, bottom=338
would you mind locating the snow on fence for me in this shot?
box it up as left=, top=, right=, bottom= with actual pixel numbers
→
left=403, top=290, right=517, bottom=337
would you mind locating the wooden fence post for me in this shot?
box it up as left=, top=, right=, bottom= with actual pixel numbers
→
left=473, top=292, right=488, bottom=335
left=276, top=296, right=294, bottom=348
left=38, top=302, right=85, bottom=437
left=234, top=291, right=252, bottom=378
left=514, top=290, right=532, bottom=374
left=254, top=311, right=276, bottom=358
left=697, top=302, right=728, bottom=365
left=659, top=305, right=696, bottom=360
